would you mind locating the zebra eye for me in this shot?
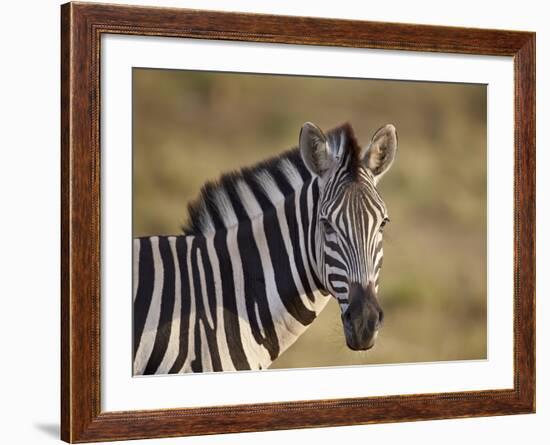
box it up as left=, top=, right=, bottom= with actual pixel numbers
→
left=380, top=217, right=390, bottom=232
left=322, top=219, right=337, bottom=236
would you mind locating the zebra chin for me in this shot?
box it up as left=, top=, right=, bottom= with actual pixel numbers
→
left=344, top=329, right=378, bottom=351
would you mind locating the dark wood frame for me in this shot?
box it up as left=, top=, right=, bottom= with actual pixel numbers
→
left=61, top=1, right=536, bottom=442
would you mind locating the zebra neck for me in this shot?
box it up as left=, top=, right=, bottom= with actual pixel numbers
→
left=225, top=177, right=330, bottom=369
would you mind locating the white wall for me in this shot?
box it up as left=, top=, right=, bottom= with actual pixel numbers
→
left=0, top=0, right=546, bottom=444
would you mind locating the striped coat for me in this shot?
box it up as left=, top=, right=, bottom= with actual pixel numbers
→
left=134, top=122, right=397, bottom=374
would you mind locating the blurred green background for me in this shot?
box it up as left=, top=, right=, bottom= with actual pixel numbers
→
left=133, top=68, right=487, bottom=369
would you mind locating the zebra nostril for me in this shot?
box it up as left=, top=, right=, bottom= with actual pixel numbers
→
left=343, top=311, right=354, bottom=332
left=378, top=310, right=384, bottom=325
left=367, top=318, right=377, bottom=332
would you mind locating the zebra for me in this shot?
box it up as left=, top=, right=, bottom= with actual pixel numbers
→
left=133, top=122, right=397, bottom=375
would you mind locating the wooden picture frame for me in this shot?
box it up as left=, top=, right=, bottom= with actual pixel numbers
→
left=61, top=2, right=535, bottom=442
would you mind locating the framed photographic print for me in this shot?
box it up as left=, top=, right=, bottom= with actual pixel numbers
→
left=61, top=2, right=535, bottom=442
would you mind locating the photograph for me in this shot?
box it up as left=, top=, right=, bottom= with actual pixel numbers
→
left=56, top=2, right=536, bottom=442
left=132, top=68, right=487, bottom=375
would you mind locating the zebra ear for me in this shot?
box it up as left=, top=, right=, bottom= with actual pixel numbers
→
left=299, top=122, right=333, bottom=178
left=363, top=124, right=397, bottom=182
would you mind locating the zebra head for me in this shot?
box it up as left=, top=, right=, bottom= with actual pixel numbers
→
left=300, top=122, right=397, bottom=351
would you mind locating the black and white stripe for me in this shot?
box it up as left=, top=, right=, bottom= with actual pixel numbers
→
left=133, top=122, right=397, bottom=374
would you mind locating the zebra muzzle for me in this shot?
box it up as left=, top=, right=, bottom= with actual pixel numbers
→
left=341, top=282, right=383, bottom=351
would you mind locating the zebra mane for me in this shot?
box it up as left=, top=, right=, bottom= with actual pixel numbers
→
left=182, top=123, right=362, bottom=236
